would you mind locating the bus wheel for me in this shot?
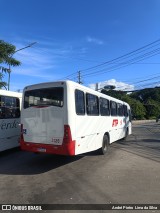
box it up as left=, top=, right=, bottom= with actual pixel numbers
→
left=99, top=135, right=109, bottom=155
left=124, top=128, right=128, bottom=141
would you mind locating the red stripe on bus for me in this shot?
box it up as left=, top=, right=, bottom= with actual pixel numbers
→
left=20, top=140, right=75, bottom=156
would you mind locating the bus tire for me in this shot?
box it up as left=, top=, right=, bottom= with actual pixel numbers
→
left=124, top=128, right=128, bottom=141
left=99, top=135, right=109, bottom=155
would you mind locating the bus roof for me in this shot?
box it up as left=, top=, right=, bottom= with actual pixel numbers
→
left=0, top=89, right=22, bottom=98
left=23, top=80, right=130, bottom=107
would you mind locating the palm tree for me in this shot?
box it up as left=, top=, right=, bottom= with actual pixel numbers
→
left=0, top=73, right=7, bottom=89
left=0, top=40, right=21, bottom=90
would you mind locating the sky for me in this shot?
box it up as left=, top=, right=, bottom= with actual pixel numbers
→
left=1, top=0, right=160, bottom=92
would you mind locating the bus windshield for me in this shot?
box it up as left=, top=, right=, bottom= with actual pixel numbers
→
left=24, top=87, right=63, bottom=109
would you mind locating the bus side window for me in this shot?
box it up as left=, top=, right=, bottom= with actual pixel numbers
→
left=0, top=96, right=20, bottom=119
left=123, top=105, right=128, bottom=117
left=129, top=109, right=132, bottom=122
left=0, top=96, right=3, bottom=118
left=86, top=93, right=99, bottom=116
left=75, top=90, right=85, bottom=115
left=16, top=98, right=20, bottom=117
left=117, top=103, right=124, bottom=116
left=100, top=97, right=110, bottom=116
left=110, top=101, right=117, bottom=116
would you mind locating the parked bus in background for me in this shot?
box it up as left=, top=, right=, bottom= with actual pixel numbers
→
left=20, top=81, right=132, bottom=156
left=0, top=90, right=22, bottom=152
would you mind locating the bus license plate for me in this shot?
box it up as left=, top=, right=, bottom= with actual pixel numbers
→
left=37, top=148, right=46, bottom=152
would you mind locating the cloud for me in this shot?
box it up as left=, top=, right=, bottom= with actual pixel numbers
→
left=5, top=37, right=94, bottom=89
left=12, top=67, right=58, bottom=80
left=3, top=36, right=91, bottom=91
left=10, top=40, right=76, bottom=79
left=89, top=79, right=135, bottom=91
left=86, top=36, right=104, bottom=45
left=10, top=47, right=55, bottom=79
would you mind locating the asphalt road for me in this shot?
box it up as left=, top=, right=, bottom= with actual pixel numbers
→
left=0, top=122, right=160, bottom=212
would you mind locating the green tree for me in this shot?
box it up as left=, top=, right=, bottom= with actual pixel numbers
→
left=0, top=40, right=21, bottom=89
left=101, top=89, right=127, bottom=100
left=130, top=88, right=160, bottom=103
left=130, top=88, right=160, bottom=119
left=130, top=99, right=146, bottom=120
left=144, top=98, right=160, bottom=119
left=0, top=73, right=7, bottom=89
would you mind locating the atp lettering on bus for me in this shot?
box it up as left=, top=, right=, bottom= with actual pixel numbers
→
left=112, top=119, right=118, bottom=127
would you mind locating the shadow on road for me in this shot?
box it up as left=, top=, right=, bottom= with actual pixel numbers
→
left=113, top=136, right=160, bottom=163
left=0, top=148, right=83, bottom=175
left=118, top=138, right=160, bottom=144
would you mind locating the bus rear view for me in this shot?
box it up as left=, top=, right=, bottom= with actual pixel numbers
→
left=21, top=80, right=132, bottom=156
left=20, top=81, right=75, bottom=155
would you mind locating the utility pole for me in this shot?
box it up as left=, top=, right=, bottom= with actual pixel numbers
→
left=8, top=42, right=37, bottom=90
left=77, top=71, right=83, bottom=84
left=95, top=83, right=99, bottom=91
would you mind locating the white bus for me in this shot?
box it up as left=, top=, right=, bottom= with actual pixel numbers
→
left=0, top=90, right=22, bottom=152
left=20, top=81, right=132, bottom=156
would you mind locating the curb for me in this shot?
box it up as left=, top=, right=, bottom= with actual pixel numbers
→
left=132, top=120, right=155, bottom=124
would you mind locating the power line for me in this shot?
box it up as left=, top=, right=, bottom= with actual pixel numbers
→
left=80, top=38, right=160, bottom=72
left=118, top=72, right=160, bottom=84
left=31, top=39, right=160, bottom=85
left=8, top=42, right=37, bottom=90
left=116, top=75, right=160, bottom=91
left=62, top=38, right=160, bottom=82
left=118, top=79, right=160, bottom=91
left=134, top=81, right=160, bottom=89
left=79, top=47, right=160, bottom=79
left=129, top=75, right=160, bottom=85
